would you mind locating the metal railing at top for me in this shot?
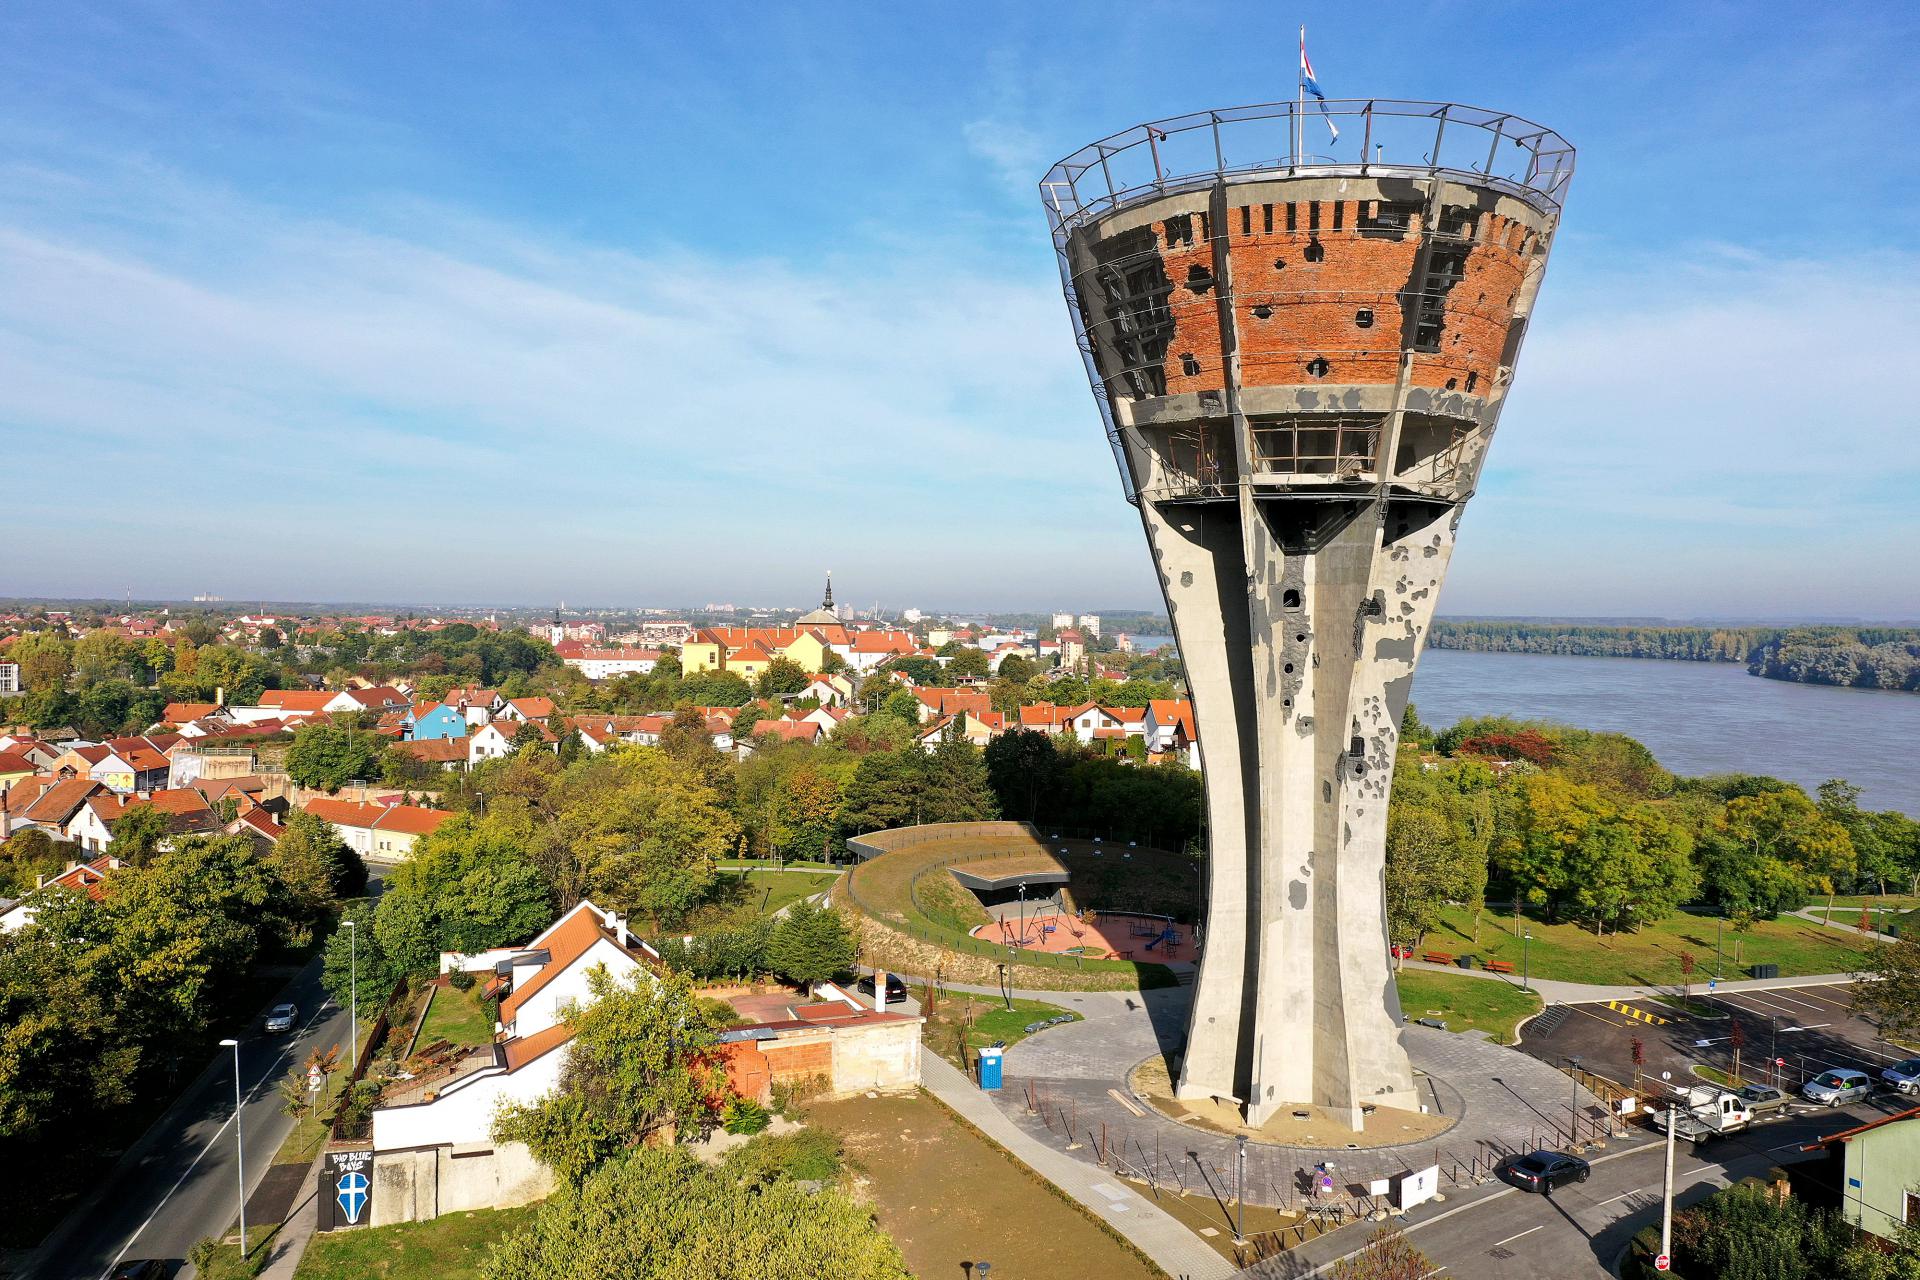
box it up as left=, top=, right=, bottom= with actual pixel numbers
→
left=1039, top=99, right=1575, bottom=238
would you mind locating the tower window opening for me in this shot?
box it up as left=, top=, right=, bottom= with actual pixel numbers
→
left=1331, top=201, right=1345, bottom=231
left=1359, top=201, right=1417, bottom=239
left=1465, top=370, right=1479, bottom=392
left=1186, top=264, right=1215, bottom=294
left=1263, top=203, right=1274, bottom=234
left=1445, top=377, right=1458, bottom=390
left=1305, top=356, right=1330, bottom=378
left=1252, top=304, right=1273, bottom=319
left=1354, top=308, right=1374, bottom=328
left=1308, top=201, right=1321, bottom=231
left=1180, top=352, right=1201, bottom=376
left=1241, top=206, right=1251, bottom=236
left=1303, top=238, right=1325, bottom=263
left=1286, top=203, right=1297, bottom=232
left=1164, top=213, right=1195, bottom=246
left=1349, top=736, right=1365, bottom=757
left=1282, top=588, right=1302, bottom=609
left=1273, top=257, right=1287, bottom=270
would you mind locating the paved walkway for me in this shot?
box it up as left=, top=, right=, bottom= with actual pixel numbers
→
left=919, top=1047, right=1238, bottom=1280
left=1393, top=957, right=1858, bottom=1007
left=256, top=1155, right=324, bottom=1279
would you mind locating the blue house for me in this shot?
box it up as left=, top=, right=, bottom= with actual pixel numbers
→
left=404, top=704, right=470, bottom=742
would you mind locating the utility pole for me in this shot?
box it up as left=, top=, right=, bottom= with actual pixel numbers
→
left=1660, top=1099, right=1678, bottom=1264
left=1234, top=1135, right=1249, bottom=1245
left=221, top=1038, right=247, bottom=1255
left=345, top=919, right=358, bottom=1067
left=1522, top=930, right=1533, bottom=993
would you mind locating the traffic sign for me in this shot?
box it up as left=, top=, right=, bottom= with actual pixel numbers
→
left=1776, top=1057, right=1786, bottom=1066
left=1654, top=1254, right=1671, bottom=1271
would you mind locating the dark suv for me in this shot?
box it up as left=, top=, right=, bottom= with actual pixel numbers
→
left=1501, top=1150, right=1590, bottom=1194
left=853, top=973, right=909, bottom=1003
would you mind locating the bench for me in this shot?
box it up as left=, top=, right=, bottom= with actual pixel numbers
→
left=1421, top=952, right=1454, bottom=965
left=1484, top=959, right=1516, bottom=975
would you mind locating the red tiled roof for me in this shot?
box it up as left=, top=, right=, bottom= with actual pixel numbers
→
left=397, top=738, right=469, bottom=763
left=500, top=908, right=630, bottom=1023
left=753, top=719, right=820, bottom=743
left=304, top=799, right=453, bottom=836
left=502, top=1022, right=575, bottom=1072
left=260, top=690, right=335, bottom=713
left=507, top=697, right=556, bottom=719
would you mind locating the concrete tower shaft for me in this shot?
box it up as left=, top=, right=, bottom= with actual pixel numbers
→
left=1042, top=102, right=1573, bottom=1127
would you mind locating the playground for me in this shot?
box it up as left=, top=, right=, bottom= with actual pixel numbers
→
left=974, top=910, right=1199, bottom=965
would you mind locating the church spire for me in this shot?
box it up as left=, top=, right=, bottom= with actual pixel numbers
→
left=822, top=571, right=834, bottom=611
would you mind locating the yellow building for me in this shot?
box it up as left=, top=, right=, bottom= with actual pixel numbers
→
left=727, top=643, right=775, bottom=682
left=680, top=632, right=725, bottom=673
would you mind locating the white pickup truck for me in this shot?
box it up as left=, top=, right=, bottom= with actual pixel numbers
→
left=1650, top=1086, right=1755, bottom=1145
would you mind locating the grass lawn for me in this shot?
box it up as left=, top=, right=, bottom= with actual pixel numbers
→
left=1427, top=903, right=1873, bottom=988
left=417, top=983, right=495, bottom=1051
left=292, top=1205, right=539, bottom=1280
left=1394, top=969, right=1541, bottom=1044
left=681, top=869, right=840, bottom=931
left=807, top=1090, right=1161, bottom=1280
left=915, top=986, right=1081, bottom=1070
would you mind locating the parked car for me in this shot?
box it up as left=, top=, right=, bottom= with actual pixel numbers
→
left=1880, top=1058, right=1920, bottom=1095
left=263, top=1003, right=298, bottom=1033
left=1734, top=1083, right=1791, bottom=1114
left=108, top=1262, right=171, bottom=1280
left=1801, top=1068, right=1873, bottom=1107
left=853, top=973, right=909, bottom=1003
left=1500, top=1150, right=1590, bottom=1194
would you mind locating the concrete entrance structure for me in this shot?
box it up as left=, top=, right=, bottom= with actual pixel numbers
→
left=1040, top=101, right=1574, bottom=1126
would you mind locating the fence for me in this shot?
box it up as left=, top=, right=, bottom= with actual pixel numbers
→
left=326, top=978, right=408, bottom=1143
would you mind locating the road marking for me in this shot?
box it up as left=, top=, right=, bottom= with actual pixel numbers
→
left=1490, top=1225, right=1544, bottom=1248
left=100, top=1001, right=334, bottom=1279
left=1604, top=1000, right=1668, bottom=1025
left=1597, top=1189, right=1644, bottom=1206
left=1566, top=1003, right=1632, bottom=1029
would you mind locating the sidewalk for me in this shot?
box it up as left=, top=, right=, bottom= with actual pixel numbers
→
left=256, top=1154, right=325, bottom=1279
left=919, top=1047, right=1236, bottom=1280
left=1394, top=956, right=1858, bottom=1007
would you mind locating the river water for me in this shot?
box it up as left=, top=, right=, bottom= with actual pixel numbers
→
left=1131, top=638, right=1918, bottom=814
left=1412, top=649, right=1919, bottom=816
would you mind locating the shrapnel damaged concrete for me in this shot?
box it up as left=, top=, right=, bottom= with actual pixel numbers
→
left=1043, top=111, right=1574, bottom=1128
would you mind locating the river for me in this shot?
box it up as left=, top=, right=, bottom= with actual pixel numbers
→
left=1130, top=638, right=1918, bottom=814
left=1411, top=649, right=1919, bottom=816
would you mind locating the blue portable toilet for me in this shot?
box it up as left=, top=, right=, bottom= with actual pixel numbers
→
left=977, top=1043, right=1005, bottom=1091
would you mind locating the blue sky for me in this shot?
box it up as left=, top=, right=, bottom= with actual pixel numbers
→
left=1, top=2, right=1916, bottom=617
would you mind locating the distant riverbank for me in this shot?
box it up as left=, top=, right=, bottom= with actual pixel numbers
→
left=1429, top=620, right=1920, bottom=694
left=1411, top=649, right=1920, bottom=815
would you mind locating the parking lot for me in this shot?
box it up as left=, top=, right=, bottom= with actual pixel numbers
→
left=1518, top=980, right=1916, bottom=1106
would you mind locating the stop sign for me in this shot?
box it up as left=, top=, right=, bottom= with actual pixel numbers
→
left=1655, top=1254, right=1671, bottom=1271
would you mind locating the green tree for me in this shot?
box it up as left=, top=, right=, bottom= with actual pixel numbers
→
left=919, top=742, right=997, bottom=824
left=108, top=803, right=175, bottom=868
left=944, top=649, right=991, bottom=684
left=755, top=657, right=811, bottom=700
left=483, top=1146, right=910, bottom=1280
left=492, top=966, right=727, bottom=1181
left=321, top=901, right=398, bottom=1012
left=268, top=810, right=364, bottom=918
left=1383, top=806, right=1455, bottom=954
left=1856, top=937, right=1920, bottom=1044
left=372, top=817, right=551, bottom=974
left=765, top=901, right=856, bottom=987
left=285, top=723, right=385, bottom=793
left=984, top=730, right=1065, bottom=822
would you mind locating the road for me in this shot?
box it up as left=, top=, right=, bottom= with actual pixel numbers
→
left=23, top=958, right=352, bottom=1279
left=1271, top=1096, right=1904, bottom=1279
left=26, top=868, right=387, bottom=1280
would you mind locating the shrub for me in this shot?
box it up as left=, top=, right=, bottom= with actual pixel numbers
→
left=722, top=1098, right=772, bottom=1135
left=449, top=968, right=477, bottom=991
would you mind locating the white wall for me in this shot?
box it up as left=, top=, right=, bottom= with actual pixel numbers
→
left=509, top=942, right=644, bottom=1038
left=372, top=1049, right=565, bottom=1153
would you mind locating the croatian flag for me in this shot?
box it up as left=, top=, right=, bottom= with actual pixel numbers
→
left=1300, top=29, right=1340, bottom=142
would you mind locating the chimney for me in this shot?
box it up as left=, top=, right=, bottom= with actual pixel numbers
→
left=872, top=969, right=888, bottom=1013
left=215, top=686, right=225, bottom=709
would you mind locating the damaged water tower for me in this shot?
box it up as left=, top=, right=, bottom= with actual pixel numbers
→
left=1040, top=102, right=1573, bottom=1128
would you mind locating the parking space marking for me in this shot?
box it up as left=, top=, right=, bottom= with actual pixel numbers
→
left=1564, top=1003, right=1633, bottom=1029
left=1490, top=1225, right=1544, bottom=1248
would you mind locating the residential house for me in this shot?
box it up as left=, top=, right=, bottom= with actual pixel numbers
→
left=497, top=697, right=556, bottom=723
left=911, top=688, right=992, bottom=724
left=304, top=799, right=454, bottom=861
left=915, top=711, right=1003, bottom=752
left=0, top=855, right=122, bottom=932
left=1056, top=629, right=1087, bottom=672
left=67, top=789, right=219, bottom=854
left=403, top=705, right=470, bottom=742
left=0, top=738, right=62, bottom=770
left=566, top=714, right=669, bottom=752
left=752, top=719, right=822, bottom=747
left=561, top=647, right=663, bottom=681
left=370, top=901, right=654, bottom=1225
left=843, top=630, right=917, bottom=674
left=0, top=777, right=106, bottom=843
left=161, top=701, right=220, bottom=725
left=1017, top=703, right=1073, bottom=735
left=0, top=751, right=37, bottom=795
left=467, top=719, right=557, bottom=765
left=0, top=662, right=19, bottom=696
left=725, top=643, right=775, bottom=683
left=797, top=673, right=854, bottom=707
left=1802, top=1106, right=1920, bottom=1244
left=440, top=689, right=504, bottom=726
left=393, top=738, right=470, bottom=772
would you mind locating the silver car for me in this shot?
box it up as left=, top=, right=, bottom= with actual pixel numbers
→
left=1881, top=1058, right=1920, bottom=1094
left=1802, top=1068, right=1872, bottom=1107
left=264, top=1002, right=297, bottom=1033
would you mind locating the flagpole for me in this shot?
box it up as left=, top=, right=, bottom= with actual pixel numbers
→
left=1297, top=26, right=1305, bottom=165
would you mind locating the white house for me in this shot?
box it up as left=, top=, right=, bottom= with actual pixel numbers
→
left=304, top=799, right=453, bottom=860
left=562, top=648, right=662, bottom=681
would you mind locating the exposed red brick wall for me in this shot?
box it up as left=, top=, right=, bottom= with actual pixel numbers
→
left=1097, top=196, right=1538, bottom=400
left=763, top=1039, right=833, bottom=1081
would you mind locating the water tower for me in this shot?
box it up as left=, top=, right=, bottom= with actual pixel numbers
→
left=1040, top=102, right=1573, bottom=1127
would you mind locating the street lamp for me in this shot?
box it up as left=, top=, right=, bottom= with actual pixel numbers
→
left=1522, top=930, right=1533, bottom=994
left=1566, top=1055, right=1583, bottom=1136
left=1234, top=1135, right=1249, bottom=1245
left=344, top=919, right=358, bottom=1065
left=1715, top=914, right=1724, bottom=981
left=220, top=1038, right=247, bottom=1256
